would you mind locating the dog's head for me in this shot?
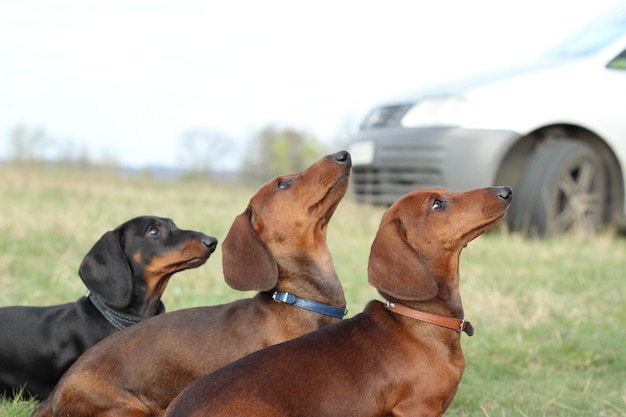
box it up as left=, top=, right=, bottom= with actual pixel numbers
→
left=368, top=186, right=512, bottom=302
left=79, top=216, right=217, bottom=311
left=222, top=151, right=351, bottom=291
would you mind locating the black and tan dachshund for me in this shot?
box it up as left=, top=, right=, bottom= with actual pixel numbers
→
left=0, top=215, right=217, bottom=401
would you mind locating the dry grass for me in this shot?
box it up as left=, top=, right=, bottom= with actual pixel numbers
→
left=1, top=163, right=625, bottom=416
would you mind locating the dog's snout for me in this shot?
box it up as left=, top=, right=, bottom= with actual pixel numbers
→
left=202, top=236, right=218, bottom=252
left=495, top=186, right=513, bottom=201
left=333, top=150, right=351, bottom=166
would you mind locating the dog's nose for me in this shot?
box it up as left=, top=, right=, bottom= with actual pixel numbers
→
left=495, top=186, right=513, bottom=201
left=203, top=236, right=218, bottom=252
left=333, top=150, right=351, bottom=166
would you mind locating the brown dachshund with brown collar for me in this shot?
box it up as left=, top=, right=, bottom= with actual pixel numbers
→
left=34, top=150, right=351, bottom=417
left=163, top=186, right=513, bottom=417
left=0, top=216, right=217, bottom=401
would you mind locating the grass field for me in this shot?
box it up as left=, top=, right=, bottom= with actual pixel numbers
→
left=1, top=163, right=625, bottom=417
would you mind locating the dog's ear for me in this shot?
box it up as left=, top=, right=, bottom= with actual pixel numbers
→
left=367, top=218, right=438, bottom=301
left=222, top=209, right=279, bottom=291
left=79, top=229, right=133, bottom=309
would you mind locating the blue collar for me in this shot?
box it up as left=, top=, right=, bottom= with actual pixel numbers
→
left=272, top=291, right=348, bottom=319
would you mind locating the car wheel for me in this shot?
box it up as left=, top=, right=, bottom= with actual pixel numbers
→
left=509, top=140, right=607, bottom=236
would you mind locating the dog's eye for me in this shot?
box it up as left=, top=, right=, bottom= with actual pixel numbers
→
left=147, top=226, right=160, bottom=236
left=432, top=199, right=446, bottom=210
left=277, top=179, right=292, bottom=190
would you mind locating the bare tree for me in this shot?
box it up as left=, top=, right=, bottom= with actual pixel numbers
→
left=7, top=125, right=53, bottom=163
left=241, top=125, right=328, bottom=184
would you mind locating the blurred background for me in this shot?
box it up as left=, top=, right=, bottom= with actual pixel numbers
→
left=1, top=3, right=625, bottom=414
left=0, top=0, right=620, bottom=174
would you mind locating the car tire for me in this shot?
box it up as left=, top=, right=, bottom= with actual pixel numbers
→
left=509, top=139, right=607, bottom=237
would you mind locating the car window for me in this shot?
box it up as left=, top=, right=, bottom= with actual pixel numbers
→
left=544, top=9, right=626, bottom=58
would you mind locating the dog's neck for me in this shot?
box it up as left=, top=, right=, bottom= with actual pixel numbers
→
left=273, top=256, right=346, bottom=309
left=270, top=291, right=348, bottom=318
left=128, top=275, right=173, bottom=318
left=127, top=294, right=167, bottom=318
left=425, top=253, right=465, bottom=320
left=136, top=273, right=174, bottom=318
left=87, top=292, right=165, bottom=330
left=383, top=300, right=473, bottom=336
left=379, top=268, right=465, bottom=322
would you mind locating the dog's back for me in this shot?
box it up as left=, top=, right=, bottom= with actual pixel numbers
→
left=36, top=294, right=341, bottom=416
left=165, top=301, right=465, bottom=417
left=0, top=300, right=111, bottom=398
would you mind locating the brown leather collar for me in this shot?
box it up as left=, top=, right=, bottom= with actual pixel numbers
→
left=384, top=301, right=474, bottom=336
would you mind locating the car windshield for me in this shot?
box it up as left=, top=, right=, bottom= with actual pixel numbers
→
left=544, top=7, right=626, bottom=58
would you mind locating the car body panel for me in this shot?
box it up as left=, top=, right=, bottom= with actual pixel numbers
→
left=349, top=11, right=626, bottom=224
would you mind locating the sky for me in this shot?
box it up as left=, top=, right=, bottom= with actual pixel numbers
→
left=0, top=0, right=620, bottom=171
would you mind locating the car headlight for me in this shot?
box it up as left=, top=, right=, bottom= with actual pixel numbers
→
left=400, top=95, right=467, bottom=127
left=349, top=140, right=375, bottom=166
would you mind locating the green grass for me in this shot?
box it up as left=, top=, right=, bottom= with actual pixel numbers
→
left=0, top=388, right=37, bottom=417
left=1, top=164, right=625, bottom=416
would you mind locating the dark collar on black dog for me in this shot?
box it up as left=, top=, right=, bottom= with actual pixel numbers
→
left=272, top=291, right=348, bottom=319
left=87, top=291, right=165, bottom=330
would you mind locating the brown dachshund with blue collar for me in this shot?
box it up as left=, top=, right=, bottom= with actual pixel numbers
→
left=164, top=186, right=512, bottom=417
left=0, top=216, right=217, bottom=400
left=34, top=151, right=351, bottom=417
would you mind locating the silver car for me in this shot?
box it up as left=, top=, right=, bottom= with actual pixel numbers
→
left=349, top=6, right=626, bottom=236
